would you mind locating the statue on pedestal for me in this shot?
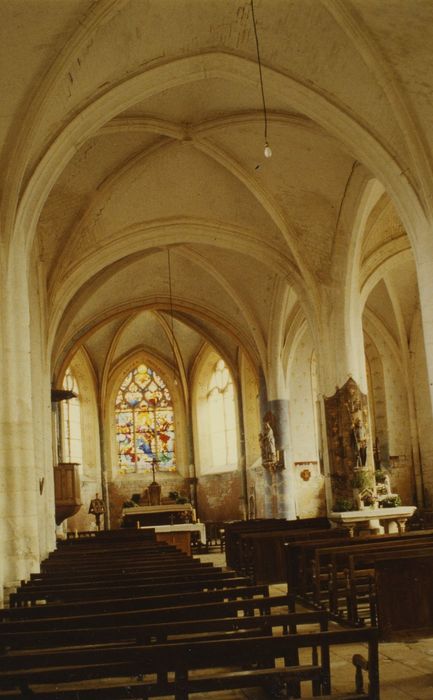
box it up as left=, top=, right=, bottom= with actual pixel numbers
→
left=259, top=421, right=277, bottom=466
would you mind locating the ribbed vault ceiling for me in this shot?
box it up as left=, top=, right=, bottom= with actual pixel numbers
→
left=1, top=0, right=429, bottom=383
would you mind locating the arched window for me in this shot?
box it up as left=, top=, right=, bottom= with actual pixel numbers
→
left=62, top=368, right=83, bottom=465
left=115, top=363, right=175, bottom=473
left=207, top=359, right=238, bottom=468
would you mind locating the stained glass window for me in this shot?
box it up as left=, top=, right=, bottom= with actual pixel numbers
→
left=207, top=359, right=238, bottom=468
left=115, top=364, right=176, bottom=473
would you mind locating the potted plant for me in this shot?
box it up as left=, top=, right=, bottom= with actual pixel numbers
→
left=374, top=469, right=387, bottom=484
left=350, top=469, right=374, bottom=491
left=381, top=494, right=402, bottom=508
left=333, top=498, right=354, bottom=512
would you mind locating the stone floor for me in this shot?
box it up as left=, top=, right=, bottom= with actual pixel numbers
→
left=192, top=550, right=433, bottom=699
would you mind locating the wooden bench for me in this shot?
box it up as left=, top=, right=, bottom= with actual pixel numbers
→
left=10, top=573, right=254, bottom=607
left=0, top=594, right=293, bottom=636
left=0, top=626, right=380, bottom=699
left=236, top=527, right=349, bottom=585
left=1, top=527, right=380, bottom=699
left=20, top=567, right=233, bottom=594
left=0, top=608, right=327, bottom=651
left=286, top=530, right=433, bottom=609
left=225, top=517, right=331, bottom=571
left=319, top=536, right=433, bottom=613
left=287, top=533, right=433, bottom=634
left=33, top=559, right=215, bottom=582
left=2, top=584, right=270, bottom=622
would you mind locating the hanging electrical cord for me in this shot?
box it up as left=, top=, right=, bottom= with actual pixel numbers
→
left=250, top=0, right=272, bottom=158
left=167, top=247, right=178, bottom=386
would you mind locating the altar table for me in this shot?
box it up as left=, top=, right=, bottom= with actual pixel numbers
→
left=328, top=505, right=416, bottom=537
left=122, top=503, right=195, bottom=527
left=139, top=522, right=206, bottom=555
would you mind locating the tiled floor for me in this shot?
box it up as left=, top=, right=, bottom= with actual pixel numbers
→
left=194, top=551, right=433, bottom=699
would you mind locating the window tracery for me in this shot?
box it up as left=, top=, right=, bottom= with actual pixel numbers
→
left=206, top=359, right=238, bottom=469
left=115, top=363, right=176, bottom=473
left=62, top=368, right=83, bottom=465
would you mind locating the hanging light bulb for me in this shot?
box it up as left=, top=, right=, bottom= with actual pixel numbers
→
left=251, top=0, right=272, bottom=161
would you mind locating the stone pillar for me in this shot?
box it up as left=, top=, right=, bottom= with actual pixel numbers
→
left=414, top=237, right=433, bottom=504
left=317, top=284, right=373, bottom=513
left=97, top=402, right=111, bottom=530
left=259, top=382, right=296, bottom=520
left=267, top=399, right=296, bottom=519
left=0, top=254, right=41, bottom=601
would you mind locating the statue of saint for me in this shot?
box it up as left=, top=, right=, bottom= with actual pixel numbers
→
left=259, top=421, right=277, bottom=464
left=351, top=417, right=367, bottom=466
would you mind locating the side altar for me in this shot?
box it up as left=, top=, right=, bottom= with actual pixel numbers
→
left=328, top=505, right=416, bottom=537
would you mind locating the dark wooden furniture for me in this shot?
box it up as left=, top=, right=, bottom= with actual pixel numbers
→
left=0, top=528, right=380, bottom=699
left=225, top=516, right=331, bottom=574
left=53, top=462, right=82, bottom=525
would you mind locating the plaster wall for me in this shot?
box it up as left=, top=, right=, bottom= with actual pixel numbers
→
left=196, top=470, right=243, bottom=523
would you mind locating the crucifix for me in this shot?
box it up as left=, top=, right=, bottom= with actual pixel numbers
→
left=151, top=456, right=158, bottom=483
left=148, top=455, right=161, bottom=505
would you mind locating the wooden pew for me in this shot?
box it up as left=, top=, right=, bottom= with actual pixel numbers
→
left=29, top=559, right=215, bottom=583
left=20, top=567, right=233, bottom=594
left=1, top=526, right=380, bottom=699
left=375, top=553, right=433, bottom=638
left=240, top=527, right=348, bottom=584
left=0, top=608, right=327, bottom=651
left=286, top=529, right=433, bottom=610
left=288, top=533, right=433, bottom=634
left=12, top=568, right=246, bottom=601
left=10, top=573, right=253, bottom=607
left=224, top=517, right=331, bottom=571
left=2, top=584, right=270, bottom=622
left=37, top=558, right=203, bottom=579
left=0, top=594, right=293, bottom=635
left=319, top=535, right=433, bottom=613
left=345, top=546, right=433, bottom=629
left=0, top=625, right=380, bottom=699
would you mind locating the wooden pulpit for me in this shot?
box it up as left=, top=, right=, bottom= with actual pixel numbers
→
left=54, top=462, right=82, bottom=525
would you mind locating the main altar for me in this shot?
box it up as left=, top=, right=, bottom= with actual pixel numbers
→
left=121, top=503, right=202, bottom=555
left=121, top=503, right=196, bottom=527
